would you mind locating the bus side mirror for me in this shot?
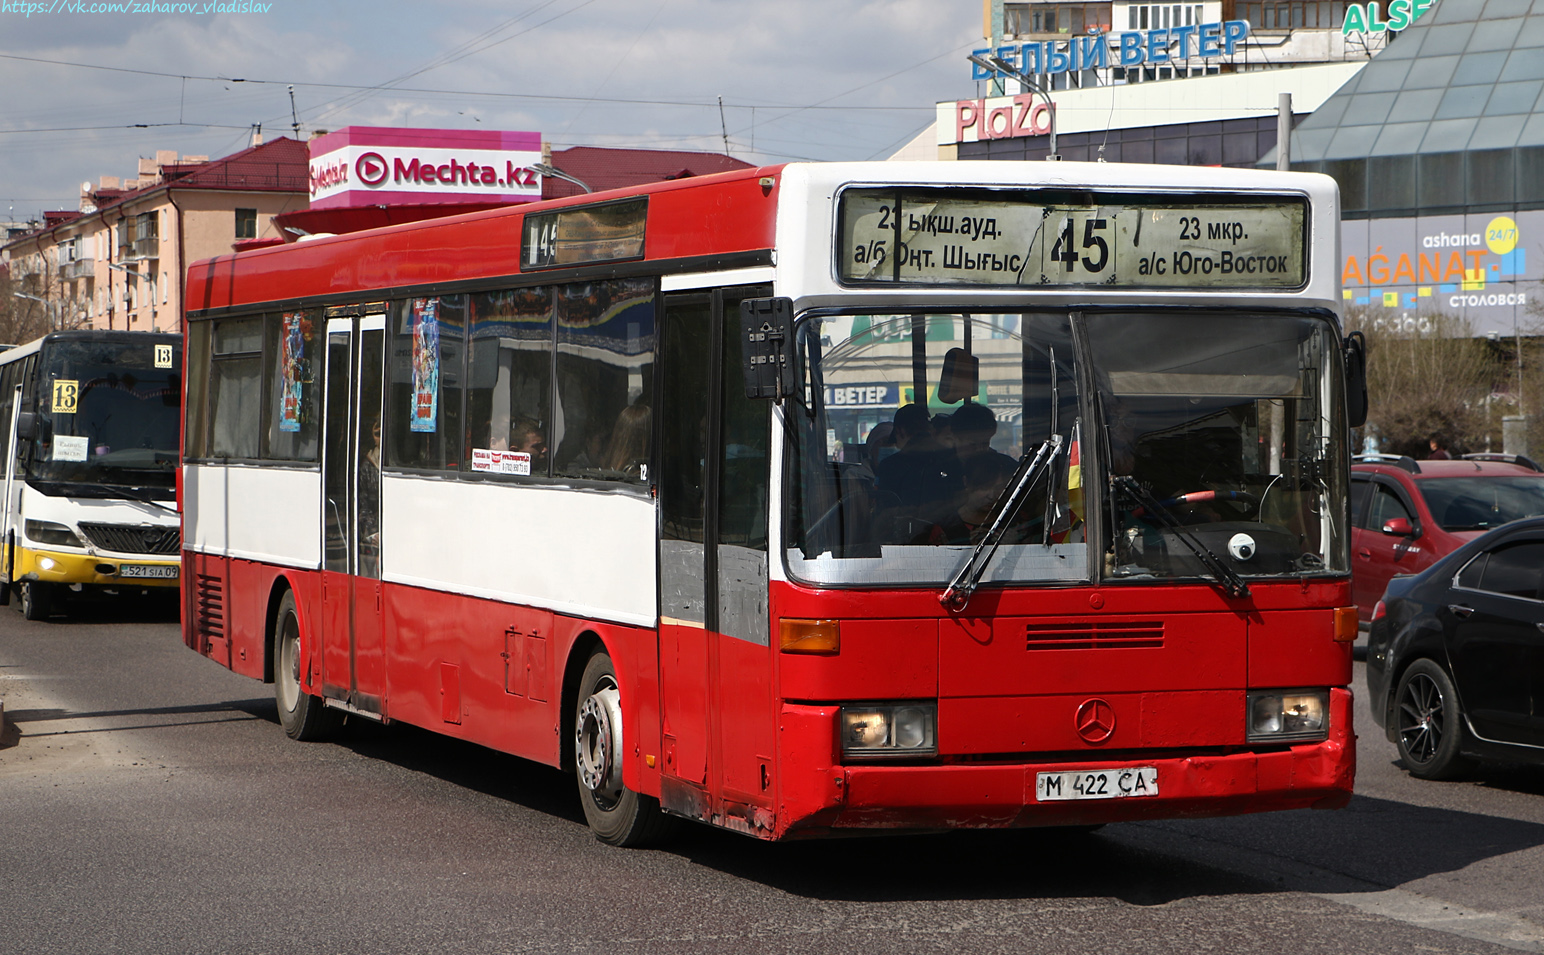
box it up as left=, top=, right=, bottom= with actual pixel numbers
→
left=15, top=412, right=34, bottom=442
left=1343, top=330, right=1368, bottom=428
left=741, top=297, right=796, bottom=401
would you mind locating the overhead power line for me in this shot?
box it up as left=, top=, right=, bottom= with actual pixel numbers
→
left=0, top=52, right=936, bottom=113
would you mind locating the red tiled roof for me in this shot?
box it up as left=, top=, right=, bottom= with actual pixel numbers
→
left=542, top=146, right=754, bottom=199
left=157, top=136, right=309, bottom=192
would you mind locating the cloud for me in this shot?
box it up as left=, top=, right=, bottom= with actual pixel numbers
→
left=0, top=0, right=983, bottom=216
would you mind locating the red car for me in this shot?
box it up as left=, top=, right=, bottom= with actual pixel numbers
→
left=1351, top=453, right=1544, bottom=623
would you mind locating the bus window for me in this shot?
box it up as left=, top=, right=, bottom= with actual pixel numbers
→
left=386, top=295, right=466, bottom=473
left=787, top=312, right=1082, bottom=586
left=554, top=277, right=655, bottom=483
left=265, top=311, right=322, bottom=462
left=466, top=287, right=553, bottom=475
left=209, top=318, right=263, bottom=460
left=1089, top=311, right=1347, bottom=579
left=184, top=321, right=213, bottom=460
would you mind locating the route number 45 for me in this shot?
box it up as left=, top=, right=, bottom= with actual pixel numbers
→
left=1050, top=215, right=1110, bottom=273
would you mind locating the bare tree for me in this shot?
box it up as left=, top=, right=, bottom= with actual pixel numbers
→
left=1345, top=308, right=1499, bottom=457
left=0, top=257, right=56, bottom=347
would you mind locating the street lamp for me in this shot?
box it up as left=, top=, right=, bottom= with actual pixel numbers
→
left=104, top=260, right=142, bottom=280
left=967, top=53, right=1060, bottom=161
left=529, top=162, right=593, bottom=194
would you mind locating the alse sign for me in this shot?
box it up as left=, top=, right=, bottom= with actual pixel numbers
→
left=1341, top=0, right=1434, bottom=34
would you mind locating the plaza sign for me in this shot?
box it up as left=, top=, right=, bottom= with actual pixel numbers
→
left=970, top=20, right=1250, bottom=79
left=307, top=126, right=544, bottom=209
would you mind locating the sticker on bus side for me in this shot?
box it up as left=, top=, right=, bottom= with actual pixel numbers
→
left=471, top=449, right=532, bottom=476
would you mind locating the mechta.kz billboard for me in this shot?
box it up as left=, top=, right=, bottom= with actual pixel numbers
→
left=307, top=126, right=544, bottom=209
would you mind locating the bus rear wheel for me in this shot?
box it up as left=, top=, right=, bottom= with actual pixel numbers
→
left=574, top=651, right=673, bottom=847
left=273, top=591, right=341, bottom=741
left=18, top=581, right=54, bottom=621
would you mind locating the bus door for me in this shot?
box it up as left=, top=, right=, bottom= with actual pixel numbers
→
left=657, top=284, right=774, bottom=823
left=320, top=314, right=387, bottom=714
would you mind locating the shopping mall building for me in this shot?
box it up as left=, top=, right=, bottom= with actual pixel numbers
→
left=916, top=0, right=1542, bottom=338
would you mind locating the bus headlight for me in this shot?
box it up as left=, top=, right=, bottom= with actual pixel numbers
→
left=840, top=703, right=937, bottom=759
left=1247, top=690, right=1329, bottom=742
left=25, top=520, right=82, bottom=548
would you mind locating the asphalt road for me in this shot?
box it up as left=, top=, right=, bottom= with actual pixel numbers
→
left=2, top=604, right=1542, bottom=955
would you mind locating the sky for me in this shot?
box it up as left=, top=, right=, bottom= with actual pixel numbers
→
left=0, top=0, right=987, bottom=221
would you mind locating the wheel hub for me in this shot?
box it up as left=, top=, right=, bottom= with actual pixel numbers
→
left=576, top=685, right=623, bottom=800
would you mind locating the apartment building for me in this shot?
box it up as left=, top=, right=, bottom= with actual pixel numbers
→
left=2, top=137, right=307, bottom=333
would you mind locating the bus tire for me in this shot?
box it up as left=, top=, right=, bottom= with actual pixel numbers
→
left=574, top=651, right=674, bottom=847
left=18, top=581, right=53, bottom=621
left=273, top=591, right=341, bottom=741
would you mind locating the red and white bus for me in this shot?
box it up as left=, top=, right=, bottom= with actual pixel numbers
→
left=181, top=161, right=1362, bottom=845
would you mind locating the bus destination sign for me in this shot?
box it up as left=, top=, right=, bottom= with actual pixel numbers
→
left=839, top=189, right=1307, bottom=289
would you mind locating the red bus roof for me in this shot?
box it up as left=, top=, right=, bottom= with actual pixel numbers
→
left=186, top=163, right=785, bottom=314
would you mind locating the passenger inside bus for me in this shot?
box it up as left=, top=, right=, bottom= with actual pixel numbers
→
left=359, top=416, right=382, bottom=576
left=949, top=401, right=1016, bottom=473
left=922, top=452, right=1018, bottom=545
left=509, top=416, right=548, bottom=473
left=874, top=403, right=959, bottom=522
left=602, top=401, right=650, bottom=478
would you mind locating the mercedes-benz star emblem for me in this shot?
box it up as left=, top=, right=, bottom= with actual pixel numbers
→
left=1075, top=698, right=1116, bottom=744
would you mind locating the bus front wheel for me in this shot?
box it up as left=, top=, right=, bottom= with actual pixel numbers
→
left=18, top=581, right=53, bottom=621
left=574, top=651, right=673, bottom=847
left=273, top=591, right=341, bottom=741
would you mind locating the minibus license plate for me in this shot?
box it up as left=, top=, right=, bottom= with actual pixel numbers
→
left=1035, top=767, right=1158, bottom=801
left=121, top=564, right=177, bottom=579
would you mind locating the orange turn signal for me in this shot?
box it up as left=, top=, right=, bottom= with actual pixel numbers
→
left=779, top=618, right=840, bottom=655
left=1333, top=606, right=1359, bottom=643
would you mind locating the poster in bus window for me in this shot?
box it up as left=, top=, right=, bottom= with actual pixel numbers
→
left=410, top=298, right=440, bottom=433
left=278, top=312, right=305, bottom=433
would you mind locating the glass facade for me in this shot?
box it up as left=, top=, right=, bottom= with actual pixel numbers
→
left=1277, top=0, right=1544, bottom=216
left=959, top=114, right=1281, bottom=164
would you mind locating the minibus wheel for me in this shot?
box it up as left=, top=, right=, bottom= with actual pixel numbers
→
left=273, top=591, right=341, bottom=741
left=18, top=581, right=53, bottom=621
left=574, top=650, right=674, bottom=847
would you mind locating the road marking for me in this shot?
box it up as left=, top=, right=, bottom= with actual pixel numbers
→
left=1318, top=888, right=1544, bottom=953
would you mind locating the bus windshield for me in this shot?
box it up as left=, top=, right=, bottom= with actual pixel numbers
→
left=786, top=310, right=1347, bottom=588
left=27, top=337, right=182, bottom=489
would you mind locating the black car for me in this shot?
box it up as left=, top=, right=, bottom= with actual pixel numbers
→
left=1365, top=516, right=1544, bottom=779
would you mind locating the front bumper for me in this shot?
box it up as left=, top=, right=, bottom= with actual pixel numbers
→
left=775, top=688, right=1355, bottom=838
left=15, top=545, right=180, bottom=589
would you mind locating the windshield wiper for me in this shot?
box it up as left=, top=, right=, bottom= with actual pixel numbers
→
left=1113, top=476, right=1250, bottom=599
left=940, top=433, right=1062, bottom=612
left=110, top=484, right=179, bottom=515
